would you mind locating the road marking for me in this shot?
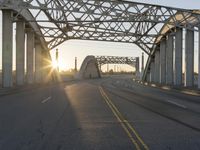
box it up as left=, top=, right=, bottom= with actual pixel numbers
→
left=101, top=88, right=149, bottom=150
left=41, top=96, right=52, bottom=104
left=99, top=87, right=140, bottom=150
left=166, top=100, right=187, bottom=109
left=99, top=86, right=149, bottom=150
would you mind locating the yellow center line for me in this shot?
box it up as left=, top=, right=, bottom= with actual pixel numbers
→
left=99, top=88, right=141, bottom=150
left=102, top=90, right=149, bottom=150
left=99, top=86, right=149, bottom=150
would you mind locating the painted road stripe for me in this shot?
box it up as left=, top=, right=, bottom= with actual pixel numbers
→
left=99, top=86, right=149, bottom=150
left=100, top=87, right=149, bottom=150
left=166, top=100, right=187, bottom=109
left=41, top=96, right=52, bottom=104
left=99, top=88, right=141, bottom=150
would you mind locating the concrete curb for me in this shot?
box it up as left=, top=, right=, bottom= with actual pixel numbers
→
left=136, top=80, right=200, bottom=97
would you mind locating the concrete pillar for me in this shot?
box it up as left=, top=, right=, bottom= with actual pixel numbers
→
left=26, top=29, right=35, bottom=84
left=166, top=34, right=174, bottom=85
left=16, top=20, right=25, bottom=85
left=146, top=72, right=150, bottom=82
left=154, top=50, right=160, bottom=83
left=135, top=57, right=140, bottom=72
left=35, top=43, right=43, bottom=83
left=150, top=61, right=155, bottom=82
left=160, top=40, right=166, bottom=84
left=135, top=57, right=140, bottom=80
left=141, top=53, right=144, bottom=71
left=185, top=29, right=194, bottom=87
left=2, top=10, right=13, bottom=87
left=174, top=28, right=183, bottom=86
left=41, top=50, right=52, bottom=83
left=199, top=27, right=200, bottom=89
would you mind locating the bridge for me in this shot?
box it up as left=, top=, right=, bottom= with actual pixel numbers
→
left=95, top=56, right=139, bottom=68
left=0, top=1, right=200, bottom=150
left=0, top=0, right=200, bottom=88
left=0, top=0, right=199, bottom=88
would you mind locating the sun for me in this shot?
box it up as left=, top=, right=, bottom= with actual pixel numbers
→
left=52, top=60, right=58, bottom=69
left=51, top=60, right=67, bottom=71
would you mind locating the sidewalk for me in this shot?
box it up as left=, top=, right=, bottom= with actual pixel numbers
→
left=138, top=81, right=200, bottom=97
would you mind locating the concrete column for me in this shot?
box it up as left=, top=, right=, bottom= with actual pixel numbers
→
left=2, top=10, right=13, bottom=87
left=135, top=57, right=139, bottom=72
left=135, top=57, right=140, bottom=80
left=166, top=34, right=174, bottom=85
left=160, top=40, right=166, bottom=84
left=199, top=27, right=200, bottom=89
left=146, top=72, right=150, bottom=82
left=154, top=50, right=160, bottom=83
left=150, top=61, right=155, bottom=82
left=141, top=53, right=144, bottom=72
left=41, top=50, right=52, bottom=83
left=35, top=43, right=42, bottom=83
left=26, top=29, right=35, bottom=84
left=16, top=20, right=25, bottom=85
left=174, top=28, right=183, bottom=86
left=185, top=29, right=194, bottom=87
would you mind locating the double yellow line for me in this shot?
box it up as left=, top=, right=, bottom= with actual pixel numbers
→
left=99, top=86, right=149, bottom=150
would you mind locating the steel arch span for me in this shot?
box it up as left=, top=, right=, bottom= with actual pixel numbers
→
left=95, top=56, right=138, bottom=68
left=0, top=0, right=200, bottom=80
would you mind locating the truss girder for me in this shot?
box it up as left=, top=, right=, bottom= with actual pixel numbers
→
left=96, top=56, right=137, bottom=67
left=0, top=0, right=200, bottom=53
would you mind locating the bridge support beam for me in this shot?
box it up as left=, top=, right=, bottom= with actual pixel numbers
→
left=184, top=29, right=194, bottom=87
left=160, top=40, right=166, bottom=84
left=166, top=34, right=174, bottom=85
left=35, top=43, right=43, bottom=83
left=135, top=57, right=140, bottom=79
left=174, top=28, right=183, bottom=86
left=150, top=61, right=155, bottom=82
left=41, top=50, right=52, bottom=83
left=2, top=10, right=13, bottom=87
left=26, top=29, right=35, bottom=84
left=146, top=72, right=150, bottom=82
left=16, top=20, right=25, bottom=86
left=141, top=53, right=144, bottom=77
left=199, top=27, right=200, bottom=89
left=154, top=50, right=160, bottom=83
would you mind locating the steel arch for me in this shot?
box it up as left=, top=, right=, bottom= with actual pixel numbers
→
left=95, top=56, right=137, bottom=68
left=1, top=0, right=200, bottom=54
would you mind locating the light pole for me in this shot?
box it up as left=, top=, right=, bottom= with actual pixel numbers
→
left=56, top=49, right=59, bottom=72
left=75, top=57, right=77, bottom=72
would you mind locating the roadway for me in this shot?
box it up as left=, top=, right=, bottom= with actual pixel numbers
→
left=0, top=75, right=200, bottom=150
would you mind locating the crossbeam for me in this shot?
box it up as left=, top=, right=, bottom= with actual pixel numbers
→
left=95, top=56, right=137, bottom=67
left=0, top=0, right=199, bottom=54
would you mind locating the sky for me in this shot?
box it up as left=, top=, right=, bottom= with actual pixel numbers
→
left=0, top=0, right=200, bottom=72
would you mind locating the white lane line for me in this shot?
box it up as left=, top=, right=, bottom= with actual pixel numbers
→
left=41, top=96, right=52, bottom=104
left=166, top=100, right=187, bottom=109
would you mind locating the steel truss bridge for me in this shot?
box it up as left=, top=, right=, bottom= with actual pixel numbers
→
left=95, top=56, right=138, bottom=68
left=1, top=0, right=199, bottom=51
left=0, top=0, right=200, bottom=88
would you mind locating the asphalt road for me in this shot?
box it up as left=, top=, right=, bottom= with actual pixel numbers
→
left=0, top=75, right=200, bottom=150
